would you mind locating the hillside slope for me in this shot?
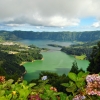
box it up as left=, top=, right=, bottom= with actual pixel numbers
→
left=0, top=30, right=100, bottom=42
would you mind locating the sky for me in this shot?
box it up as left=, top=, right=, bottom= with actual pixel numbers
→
left=0, top=0, right=100, bottom=32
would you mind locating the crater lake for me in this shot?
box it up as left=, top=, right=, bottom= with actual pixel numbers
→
left=18, top=40, right=89, bottom=81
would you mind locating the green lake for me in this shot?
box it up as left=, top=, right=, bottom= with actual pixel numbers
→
left=18, top=40, right=89, bottom=81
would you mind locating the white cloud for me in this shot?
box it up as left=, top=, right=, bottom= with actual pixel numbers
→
left=0, top=0, right=100, bottom=28
left=92, top=22, right=100, bottom=28
left=49, top=16, right=80, bottom=27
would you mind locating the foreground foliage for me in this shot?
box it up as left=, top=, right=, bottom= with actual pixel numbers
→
left=0, top=77, right=67, bottom=100
left=1, top=72, right=100, bottom=100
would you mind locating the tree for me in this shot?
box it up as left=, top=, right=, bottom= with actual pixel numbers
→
left=70, top=61, right=79, bottom=74
left=87, top=41, right=100, bottom=73
left=70, top=61, right=84, bottom=74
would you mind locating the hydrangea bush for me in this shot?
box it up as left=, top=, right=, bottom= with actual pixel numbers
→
left=62, top=72, right=100, bottom=100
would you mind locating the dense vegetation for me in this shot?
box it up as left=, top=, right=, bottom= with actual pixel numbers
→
left=0, top=30, right=100, bottom=42
left=0, top=69, right=100, bottom=99
left=47, top=44, right=63, bottom=48
left=60, top=41, right=99, bottom=59
left=0, top=51, right=25, bottom=81
left=0, top=43, right=43, bottom=81
left=87, top=41, right=100, bottom=73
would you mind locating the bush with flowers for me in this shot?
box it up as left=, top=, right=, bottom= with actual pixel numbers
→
left=0, top=76, right=67, bottom=100
left=62, top=71, right=100, bottom=100
left=1, top=71, right=100, bottom=100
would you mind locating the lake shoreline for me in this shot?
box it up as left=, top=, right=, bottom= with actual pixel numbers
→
left=20, top=57, right=44, bottom=65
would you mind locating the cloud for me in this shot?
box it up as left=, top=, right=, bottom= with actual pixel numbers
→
left=49, top=16, right=80, bottom=27
left=0, top=0, right=100, bottom=27
left=92, top=22, right=100, bottom=28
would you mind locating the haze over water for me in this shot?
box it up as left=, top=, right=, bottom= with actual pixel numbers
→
left=19, top=40, right=89, bottom=81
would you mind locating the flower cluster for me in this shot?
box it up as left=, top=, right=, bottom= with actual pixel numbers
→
left=86, top=74, right=100, bottom=96
left=41, top=76, right=47, bottom=80
left=73, top=94, right=86, bottom=100
left=50, top=86, right=57, bottom=92
left=0, top=76, right=5, bottom=83
left=28, top=94, right=42, bottom=100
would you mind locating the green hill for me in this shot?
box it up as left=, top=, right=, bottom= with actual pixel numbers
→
left=0, top=30, right=100, bottom=42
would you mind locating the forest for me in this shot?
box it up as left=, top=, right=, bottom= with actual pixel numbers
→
left=0, top=43, right=43, bottom=81
left=0, top=30, right=100, bottom=42
left=60, top=41, right=99, bottom=59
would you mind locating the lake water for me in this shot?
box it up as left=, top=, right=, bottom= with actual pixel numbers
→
left=18, top=40, right=89, bottom=81
left=18, top=40, right=77, bottom=50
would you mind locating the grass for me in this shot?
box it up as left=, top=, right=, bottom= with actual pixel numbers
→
left=75, top=54, right=86, bottom=60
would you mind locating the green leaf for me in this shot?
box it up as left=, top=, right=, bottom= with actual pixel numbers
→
left=44, top=84, right=51, bottom=90
left=0, top=90, right=5, bottom=96
left=67, top=95, right=73, bottom=100
left=68, top=72, right=77, bottom=82
left=7, top=79, right=14, bottom=85
left=61, top=83, right=69, bottom=87
left=78, top=71, right=88, bottom=79
left=6, top=94, right=12, bottom=100
left=46, top=90, right=54, bottom=96
left=59, top=93, right=67, bottom=100
left=66, top=81, right=77, bottom=93
left=0, top=96, right=7, bottom=100
left=66, top=87, right=76, bottom=93
left=11, top=84, right=15, bottom=89
left=53, top=92, right=61, bottom=96
left=29, top=83, right=36, bottom=88
left=40, top=94, right=49, bottom=100
left=19, top=89, right=29, bottom=98
left=51, top=95, right=58, bottom=100
left=76, top=80, right=86, bottom=88
left=78, top=71, right=84, bottom=77
left=22, top=80, right=27, bottom=85
left=76, top=81, right=82, bottom=88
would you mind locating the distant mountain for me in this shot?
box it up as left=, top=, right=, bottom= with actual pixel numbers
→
left=0, top=30, right=100, bottom=42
